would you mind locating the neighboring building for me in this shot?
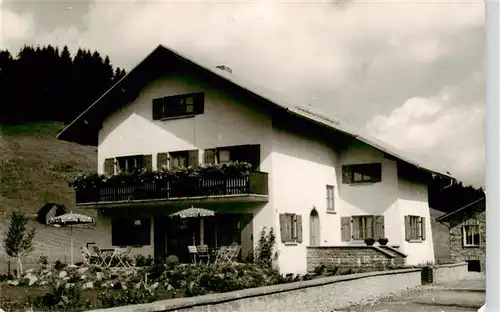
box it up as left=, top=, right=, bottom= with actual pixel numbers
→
left=436, top=197, right=486, bottom=272
left=57, top=44, right=454, bottom=275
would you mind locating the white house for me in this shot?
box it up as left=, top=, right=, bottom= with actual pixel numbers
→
left=58, top=44, right=454, bottom=275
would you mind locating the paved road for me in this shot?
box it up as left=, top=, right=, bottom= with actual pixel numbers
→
left=338, top=273, right=485, bottom=312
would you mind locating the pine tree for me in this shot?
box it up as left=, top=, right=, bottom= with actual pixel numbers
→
left=3, top=212, right=36, bottom=278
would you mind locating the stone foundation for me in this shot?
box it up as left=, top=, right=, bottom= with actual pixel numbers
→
left=307, top=246, right=406, bottom=273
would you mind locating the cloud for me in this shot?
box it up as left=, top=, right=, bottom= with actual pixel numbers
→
left=0, top=7, right=35, bottom=50
left=367, top=84, right=485, bottom=188
left=1, top=0, right=485, bottom=188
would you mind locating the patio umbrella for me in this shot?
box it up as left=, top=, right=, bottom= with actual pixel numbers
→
left=49, top=212, right=94, bottom=265
left=169, top=207, right=215, bottom=246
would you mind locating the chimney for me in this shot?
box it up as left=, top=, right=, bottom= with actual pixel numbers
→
left=216, top=65, right=232, bottom=74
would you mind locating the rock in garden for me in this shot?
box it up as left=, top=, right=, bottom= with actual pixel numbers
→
left=134, top=282, right=142, bottom=289
left=58, top=271, right=68, bottom=279
left=96, top=272, right=104, bottom=280
left=65, top=283, right=74, bottom=289
left=77, top=267, right=89, bottom=275
left=166, top=284, right=175, bottom=291
left=151, top=282, right=159, bottom=290
left=8, top=280, right=19, bottom=286
left=83, top=282, right=94, bottom=290
left=121, top=284, right=127, bottom=290
left=80, top=275, right=87, bottom=280
left=26, top=274, right=38, bottom=286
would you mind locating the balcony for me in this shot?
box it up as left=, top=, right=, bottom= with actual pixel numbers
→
left=75, top=171, right=269, bottom=208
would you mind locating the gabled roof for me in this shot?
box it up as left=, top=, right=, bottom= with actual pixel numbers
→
left=57, top=44, right=454, bottom=180
left=436, top=197, right=486, bottom=222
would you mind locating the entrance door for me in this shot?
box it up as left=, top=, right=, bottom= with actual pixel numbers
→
left=310, top=209, right=320, bottom=246
left=154, top=217, right=168, bottom=261
left=240, top=214, right=254, bottom=261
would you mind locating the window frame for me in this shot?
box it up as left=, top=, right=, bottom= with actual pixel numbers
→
left=169, top=151, right=189, bottom=169
left=280, top=213, right=303, bottom=244
left=352, top=215, right=375, bottom=240
left=116, top=155, right=145, bottom=173
left=152, top=92, right=204, bottom=120
left=408, top=215, right=421, bottom=240
left=463, top=223, right=481, bottom=247
left=326, top=185, right=335, bottom=212
left=342, top=163, right=382, bottom=184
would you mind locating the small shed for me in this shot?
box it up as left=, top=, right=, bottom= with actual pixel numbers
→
left=36, top=203, right=69, bottom=225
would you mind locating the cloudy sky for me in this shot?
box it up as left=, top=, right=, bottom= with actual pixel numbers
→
left=1, top=0, right=485, bottom=187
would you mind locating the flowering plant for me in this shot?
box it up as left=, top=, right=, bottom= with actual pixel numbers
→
left=69, top=161, right=253, bottom=190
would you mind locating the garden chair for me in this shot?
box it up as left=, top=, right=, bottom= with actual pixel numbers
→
left=225, top=245, right=241, bottom=264
left=196, top=245, right=210, bottom=264
left=91, top=245, right=110, bottom=267
left=188, top=245, right=198, bottom=264
left=215, top=246, right=229, bottom=264
left=80, top=247, right=93, bottom=265
left=109, top=247, right=132, bottom=267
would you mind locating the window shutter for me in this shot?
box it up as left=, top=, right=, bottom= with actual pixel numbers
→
left=375, top=215, right=385, bottom=239
left=157, top=153, right=169, bottom=170
left=342, top=166, right=351, bottom=184
left=279, top=214, right=288, bottom=243
left=188, top=150, right=199, bottom=167
left=296, top=215, right=303, bottom=243
left=204, top=149, right=216, bottom=164
left=152, top=98, right=163, bottom=120
left=421, top=217, right=426, bottom=240
left=352, top=217, right=360, bottom=240
left=168, top=153, right=174, bottom=170
left=193, top=93, right=205, bottom=114
left=143, top=155, right=152, bottom=171
left=341, top=217, right=351, bottom=242
left=404, top=215, right=411, bottom=241
left=104, top=158, right=115, bottom=175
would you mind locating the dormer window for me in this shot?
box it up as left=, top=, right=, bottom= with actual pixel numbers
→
left=152, top=92, right=204, bottom=120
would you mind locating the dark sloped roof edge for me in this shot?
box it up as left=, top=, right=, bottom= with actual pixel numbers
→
left=436, top=197, right=486, bottom=222
left=57, top=44, right=454, bottom=180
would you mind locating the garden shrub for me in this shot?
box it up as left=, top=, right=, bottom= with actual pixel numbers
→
left=254, top=227, right=278, bottom=269
left=29, top=283, right=91, bottom=311
left=165, top=255, right=179, bottom=267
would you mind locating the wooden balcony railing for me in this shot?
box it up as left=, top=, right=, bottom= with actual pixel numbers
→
left=75, top=171, right=269, bottom=204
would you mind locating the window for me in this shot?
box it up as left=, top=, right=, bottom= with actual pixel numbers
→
left=404, top=215, right=426, bottom=241
left=463, top=220, right=480, bottom=247
left=111, top=218, right=151, bottom=246
left=342, top=163, right=382, bottom=184
left=218, top=150, right=231, bottom=164
left=114, top=155, right=152, bottom=173
left=341, top=215, right=385, bottom=241
left=279, top=213, right=303, bottom=243
left=161, top=150, right=199, bottom=169
left=152, top=92, right=204, bottom=120
left=170, top=151, right=188, bottom=169
left=326, top=185, right=335, bottom=212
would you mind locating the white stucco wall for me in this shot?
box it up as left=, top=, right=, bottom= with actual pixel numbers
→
left=96, top=69, right=435, bottom=273
left=397, top=177, right=435, bottom=265
left=338, top=142, right=402, bottom=248
left=270, top=122, right=338, bottom=275
left=97, top=72, right=276, bottom=251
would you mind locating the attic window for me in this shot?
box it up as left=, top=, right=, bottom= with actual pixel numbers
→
left=152, top=92, right=205, bottom=120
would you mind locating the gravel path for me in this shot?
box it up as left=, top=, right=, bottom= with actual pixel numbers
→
left=336, top=273, right=485, bottom=312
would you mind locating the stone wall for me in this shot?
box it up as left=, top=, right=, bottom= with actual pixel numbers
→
left=433, top=262, right=468, bottom=284
left=449, top=211, right=486, bottom=272
left=306, top=246, right=406, bottom=273
left=87, top=268, right=422, bottom=312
